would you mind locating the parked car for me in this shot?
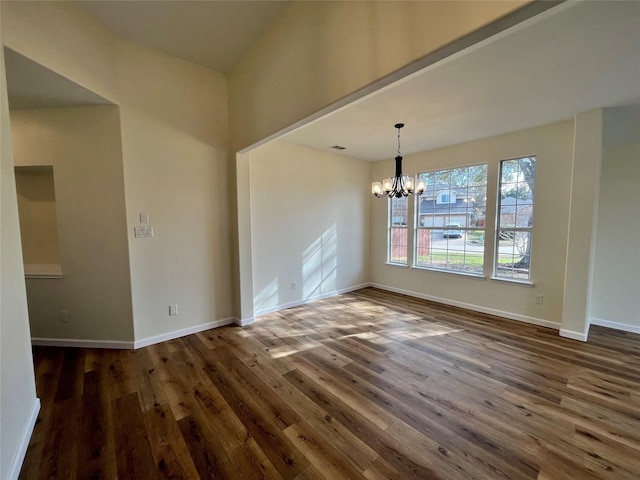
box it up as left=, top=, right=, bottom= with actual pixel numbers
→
left=443, top=223, right=462, bottom=238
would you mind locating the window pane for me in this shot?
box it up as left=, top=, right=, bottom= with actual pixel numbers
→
left=496, top=230, right=531, bottom=280
left=389, top=196, right=408, bottom=264
left=390, top=227, right=407, bottom=264
left=495, top=157, right=536, bottom=280
left=415, top=163, right=487, bottom=276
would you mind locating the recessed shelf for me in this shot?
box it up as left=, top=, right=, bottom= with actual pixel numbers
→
left=24, top=264, right=63, bottom=279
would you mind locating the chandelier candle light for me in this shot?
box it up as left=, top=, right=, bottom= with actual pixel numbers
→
left=372, top=123, right=426, bottom=198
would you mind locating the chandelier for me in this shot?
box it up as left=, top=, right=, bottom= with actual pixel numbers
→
left=372, top=123, right=425, bottom=198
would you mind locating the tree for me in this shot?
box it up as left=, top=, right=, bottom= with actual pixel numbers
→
left=500, top=157, right=535, bottom=268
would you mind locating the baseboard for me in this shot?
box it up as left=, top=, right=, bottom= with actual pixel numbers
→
left=7, top=397, right=41, bottom=480
left=254, top=283, right=371, bottom=318
left=369, top=283, right=562, bottom=331
left=31, top=338, right=134, bottom=349
left=32, top=318, right=239, bottom=350
left=559, top=328, right=588, bottom=342
left=134, top=317, right=236, bottom=349
left=590, top=317, right=640, bottom=335
left=235, top=317, right=255, bottom=327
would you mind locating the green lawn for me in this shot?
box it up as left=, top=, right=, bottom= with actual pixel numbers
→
left=417, top=252, right=520, bottom=267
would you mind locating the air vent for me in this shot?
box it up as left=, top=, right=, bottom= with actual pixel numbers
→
left=330, top=145, right=346, bottom=150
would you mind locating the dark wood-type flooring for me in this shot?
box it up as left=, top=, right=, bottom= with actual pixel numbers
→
left=20, top=287, right=640, bottom=479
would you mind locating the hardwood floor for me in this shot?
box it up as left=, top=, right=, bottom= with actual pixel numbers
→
left=20, top=287, right=640, bottom=479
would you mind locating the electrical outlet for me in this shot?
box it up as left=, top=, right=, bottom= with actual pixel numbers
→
left=291, top=282, right=297, bottom=291
left=169, top=305, right=178, bottom=316
left=60, top=310, right=69, bottom=323
left=134, top=226, right=153, bottom=238
left=535, top=295, right=544, bottom=305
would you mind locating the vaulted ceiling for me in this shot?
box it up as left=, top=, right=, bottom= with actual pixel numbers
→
left=5, top=1, right=639, bottom=160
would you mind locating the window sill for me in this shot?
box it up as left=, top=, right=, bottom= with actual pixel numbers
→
left=490, top=276, right=534, bottom=287
left=411, top=265, right=485, bottom=279
left=24, top=264, right=63, bottom=279
left=386, top=262, right=409, bottom=268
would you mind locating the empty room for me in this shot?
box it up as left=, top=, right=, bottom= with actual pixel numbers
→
left=1, top=1, right=639, bottom=479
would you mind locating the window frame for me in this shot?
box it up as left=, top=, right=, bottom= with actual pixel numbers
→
left=387, top=195, right=408, bottom=266
left=493, top=156, right=536, bottom=283
left=413, top=163, right=488, bottom=277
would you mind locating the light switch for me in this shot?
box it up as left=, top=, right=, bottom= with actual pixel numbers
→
left=140, top=212, right=149, bottom=224
left=134, top=226, right=153, bottom=238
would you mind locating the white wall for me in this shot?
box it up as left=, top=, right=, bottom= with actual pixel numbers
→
left=10, top=106, right=134, bottom=342
left=230, top=1, right=530, bottom=317
left=2, top=2, right=235, bottom=345
left=228, top=0, right=528, bottom=151
left=371, top=120, right=575, bottom=328
left=0, top=42, right=39, bottom=480
left=113, top=40, right=234, bottom=342
left=591, top=105, right=640, bottom=332
left=249, top=141, right=370, bottom=315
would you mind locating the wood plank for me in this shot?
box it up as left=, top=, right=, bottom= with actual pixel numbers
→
left=177, top=414, right=241, bottom=479
left=53, top=347, right=84, bottom=402
left=284, top=368, right=440, bottom=480
left=114, top=392, right=157, bottom=479
left=38, top=397, right=81, bottom=479
left=283, top=421, right=367, bottom=479
left=132, top=347, right=169, bottom=411
left=218, top=330, right=378, bottom=473
left=77, top=369, right=117, bottom=480
left=143, top=402, right=200, bottom=479
left=202, top=347, right=310, bottom=479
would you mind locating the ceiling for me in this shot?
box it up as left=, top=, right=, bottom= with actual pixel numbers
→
left=4, top=48, right=113, bottom=109
left=78, top=0, right=290, bottom=73
left=4, top=1, right=639, bottom=161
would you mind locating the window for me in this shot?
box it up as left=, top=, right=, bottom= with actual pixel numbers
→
left=495, top=156, right=536, bottom=281
left=388, top=196, right=408, bottom=265
left=415, top=164, right=487, bottom=274
left=437, top=190, right=456, bottom=204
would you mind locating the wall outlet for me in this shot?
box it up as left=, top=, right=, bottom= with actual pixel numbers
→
left=169, top=305, right=178, bottom=316
left=60, top=310, right=69, bottom=323
left=134, top=226, right=153, bottom=238
left=535, top=295, right=544, bottom=305
left=291, top=282, right=297, bottom=291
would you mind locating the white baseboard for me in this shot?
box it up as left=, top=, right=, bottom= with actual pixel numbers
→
left=590, top=317, right=640, bottom=335
left=369, top=283, right=562, bottom=331
left=254, top=283, right=371, bottom=318
left=559, top=328, right=588, bottom=342
left=31, top=338, right=134, bottom=349
left=235, top=317, right=255, bottom=327
left=32, top=318, right=239, bottom=350
left=134, top=317, right=236, bottom=349
left=8, top=397, right=41, bottom=480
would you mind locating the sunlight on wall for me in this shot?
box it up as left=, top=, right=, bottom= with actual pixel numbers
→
left=302, top=224, right=337, bottom=299
left=254, top=276, right=279, bottom=313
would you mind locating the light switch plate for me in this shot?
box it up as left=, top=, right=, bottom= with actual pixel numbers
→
left=140, top=212, right=149, bottom=224
left=134, top=226, right=153, bottom=238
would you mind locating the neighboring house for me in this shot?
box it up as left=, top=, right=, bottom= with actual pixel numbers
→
left=498, top=196, right=534, bottom=228
left=417, top=184, right=485, bottom=228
